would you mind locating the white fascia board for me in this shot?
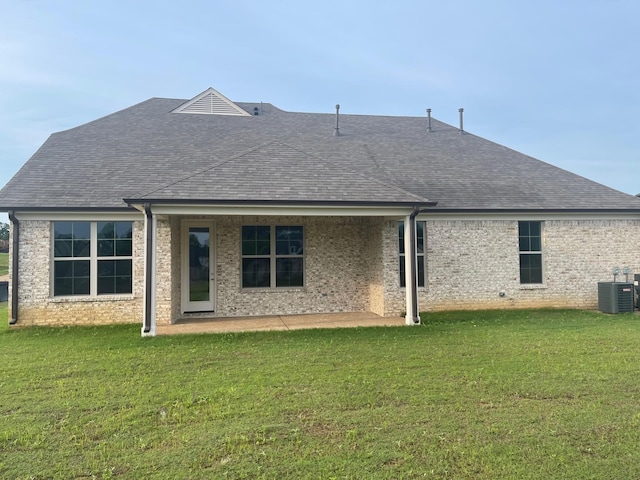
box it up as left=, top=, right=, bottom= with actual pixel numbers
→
left=15, top=211, right=144, bottom=221
left=146, top=203, right=415, bottom=217
left=418, top=211, right=640, bottom=221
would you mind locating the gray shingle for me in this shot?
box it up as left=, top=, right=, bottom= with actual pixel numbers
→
left=136, top=140, right=429, bottom=204
left=1, top=95, right=639, bottom=211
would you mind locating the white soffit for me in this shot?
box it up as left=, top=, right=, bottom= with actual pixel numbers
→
left=172, top=87, right=251, bottom=116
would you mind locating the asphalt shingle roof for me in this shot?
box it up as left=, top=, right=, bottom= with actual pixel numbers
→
left=1, top=94, right=639, bottom=211
left=139, top=140, right=429, bottom=204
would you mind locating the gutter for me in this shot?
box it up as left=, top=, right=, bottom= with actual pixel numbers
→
left=143, top=204, right=153, bottom=334
left=8, top=211, right=18, bottom=325
left=0, top=206, right=137, bottom=213
left=423, top=208, right=640, bottom=214
left=124, top=199, right=439, bottom=210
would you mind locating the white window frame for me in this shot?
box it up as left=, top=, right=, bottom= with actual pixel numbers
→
left=181, top=220, right=216, bottom=313
left=52, top=221, right=134, bottom=297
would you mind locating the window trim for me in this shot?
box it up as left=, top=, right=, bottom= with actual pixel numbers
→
left=52, top=221, right=134, bottom=298
left=398, top=220, right=426, bottom=288
left=518, top=220, right=544, bottom=285
left=241, top=225, right=305, bottom=289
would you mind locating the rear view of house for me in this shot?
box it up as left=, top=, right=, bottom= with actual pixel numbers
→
left=2, top=87, right=639, bottom=335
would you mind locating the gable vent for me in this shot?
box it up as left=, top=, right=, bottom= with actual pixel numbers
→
left=172, top=87, right=250, bottom=116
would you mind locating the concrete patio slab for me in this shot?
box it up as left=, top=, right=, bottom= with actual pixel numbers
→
left=156, top=312, right=406, bottom=335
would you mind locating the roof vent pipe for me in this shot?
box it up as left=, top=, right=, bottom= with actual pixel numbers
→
left=333, top=104, right=340, bottom=137
left=458, top=108, right=464, bottom=134
left=426, top=108, right=432, bottom=133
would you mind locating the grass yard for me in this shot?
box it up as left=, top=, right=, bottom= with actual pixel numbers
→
left=0, top=251, right=7, bottom=276
left=2, top=306, right=640, bottom=479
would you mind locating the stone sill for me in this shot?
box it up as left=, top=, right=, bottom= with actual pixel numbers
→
left=519, top=284, right=547, bottom=290
left=240, top=287, right=306, bottom=294
left=49, top=295, right=136, bottom=303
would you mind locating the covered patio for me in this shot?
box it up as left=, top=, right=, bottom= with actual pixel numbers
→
left=156, top=312, right=405, bottom=335
left=137, top=206, right=427, bottom=336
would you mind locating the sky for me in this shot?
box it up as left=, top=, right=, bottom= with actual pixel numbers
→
left=1, top=0, right=640, bottom=224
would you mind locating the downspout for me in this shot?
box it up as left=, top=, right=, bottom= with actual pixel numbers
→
left=142, top=204, right=153, bottom=335
left=405, top=207, right=420, bottom=325
left=405, top=205, right=436, bottom=325
left=8, top=211, right=18, bottom=325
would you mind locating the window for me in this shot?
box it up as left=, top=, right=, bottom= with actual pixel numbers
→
left=398, top=221, right=425, bottom=288
left=519, top=221, right=542, bottom=284
left=242, top=225, right=303, bottom=288
left=53, top=221, right=133, bottom=296
left=97, top=222, right=133, bottom=294
left=53, top=222, right=91, bottom=295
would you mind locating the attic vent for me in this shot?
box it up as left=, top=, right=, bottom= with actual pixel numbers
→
left=172, top=87, right=250, bottom=116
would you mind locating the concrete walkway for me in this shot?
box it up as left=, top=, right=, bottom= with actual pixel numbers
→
left=156, top=312, right=406, bottom=335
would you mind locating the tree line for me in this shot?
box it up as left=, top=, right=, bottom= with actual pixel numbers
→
left=0, top=222, right=8, bottom=252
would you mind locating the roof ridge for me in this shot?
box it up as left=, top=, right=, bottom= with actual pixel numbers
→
left=52, top=98, right=163, bottom=135
left=269, top=141, right=433, bottom=204
left=137, top=140, right=432, bottom=203
left=137, top=141, right=279, bottom=198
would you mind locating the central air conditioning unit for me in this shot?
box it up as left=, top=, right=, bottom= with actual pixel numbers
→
left=598, top=282, right=634, bottom=314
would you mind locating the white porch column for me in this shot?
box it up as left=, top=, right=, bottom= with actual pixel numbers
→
left=404, top=213, right=420, bottom=325
left=142, top=207, right=157, bottom=337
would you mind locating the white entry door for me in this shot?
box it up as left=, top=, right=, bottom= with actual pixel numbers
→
left=182, top=222, right=215, bottom=313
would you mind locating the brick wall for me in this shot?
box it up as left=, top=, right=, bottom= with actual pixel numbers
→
left=381, top=220, right=404, bottom=316
left=10, top=219, right=144, bottom=326
left=9, top=216, right=640, bottom=327
left=384, top=218, right=640, bottom=314
left=155, top=217, right=176, bottom=325
left=212, top=216, right=381, bottom=317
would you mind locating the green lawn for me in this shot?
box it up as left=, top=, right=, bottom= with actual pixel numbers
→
left=2, top=306, right=640, bottom=479
left=0, top=252, right=7, bottom=276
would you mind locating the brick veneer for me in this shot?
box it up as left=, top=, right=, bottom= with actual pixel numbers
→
left=384, top=219, right=640, bottom=314
left=9, top=220, right=144, bottom=326
left=155, top=216, right=385, bottom=324
left=8, top=216, right=640, bottom=327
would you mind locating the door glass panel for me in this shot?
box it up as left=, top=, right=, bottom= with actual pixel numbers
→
left=188, top=227, right=210, bottom=302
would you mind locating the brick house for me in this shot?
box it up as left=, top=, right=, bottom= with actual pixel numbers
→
left=2, top=87, right=640, bottom=335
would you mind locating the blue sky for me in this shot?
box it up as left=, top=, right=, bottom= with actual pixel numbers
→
left=1, top=0, right=640, bottom=223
